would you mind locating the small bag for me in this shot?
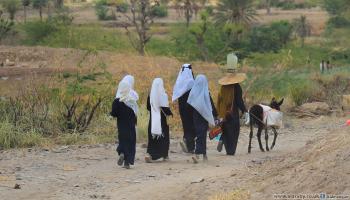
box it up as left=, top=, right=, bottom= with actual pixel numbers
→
left=209, top=126, right=222, bottom=140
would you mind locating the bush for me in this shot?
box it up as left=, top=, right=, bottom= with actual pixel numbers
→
left=0, top=122, right=18, bottom=149
left=249, top=26, right=281, bottom=52
left=151, top=5, right=168, bottom=18
left=289, top=83, right=313, bottom=106
left=116, top=2, right=129, bottom=13
left=327, top=16, right=350, bottom=28
left=95, top=1, right=109, bottom=20
left=1, top=0, right=20, bottom=21
left=21, top=20, right=58, bottom=45
left=248, top=21, right=292, bottom=53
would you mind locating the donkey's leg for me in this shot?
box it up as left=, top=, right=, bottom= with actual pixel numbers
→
left=270, top=127, right=278, bottom=150
left=257, top=127, right=265, bottom=152
left=265, top=126, right=269, bottom=151
left=248, top=124, right=253, bottom=154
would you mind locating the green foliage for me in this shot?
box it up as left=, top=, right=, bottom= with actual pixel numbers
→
left=248, top=20, right=292, bottom=52
left=151, top=5, right=168, bottom=18
left=21, top=20, right=58, bottom=45
left=95, top=0, right=110, bottom=20
left=116, top=1, right=129, bottom=13
left=0, top=121, right=18, bottom=149
left=322, top=0, right=349, bottom=16
left=32, top=0, right=48, bottom=9
left=0, top=13, right=14, bottom=42
left=1, top=0, right=20, bottom=20
left=22, top=0, right=31, bottom=7
left=289, top=82, right=315, bottom=106
left=214, top=0, right=257, bottom=26
left=327, top=16, right=350, bottom=28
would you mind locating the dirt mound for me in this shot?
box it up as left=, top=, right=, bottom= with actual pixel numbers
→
left=250, top=126, right=350, bottom=198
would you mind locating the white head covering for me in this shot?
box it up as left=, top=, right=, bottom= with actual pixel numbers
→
left=172, top=64, right=194, bottom=102
left=150, top=78, right=169, bottom=138
left=116, top=75, right=139, bottom=101
left=187, top=75, right=215, bottom=126
left=115, top=75, right=139, bottom=115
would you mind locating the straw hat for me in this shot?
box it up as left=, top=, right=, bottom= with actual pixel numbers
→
left=218, top=53, right=247, bottom=85
left=218, top=73, right=247, bottom=85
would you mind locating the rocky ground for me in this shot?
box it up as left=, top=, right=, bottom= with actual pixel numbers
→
left=1, top=115, right=349, bottom=200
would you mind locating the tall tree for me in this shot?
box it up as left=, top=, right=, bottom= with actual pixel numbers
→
left=189, top=10, right=209, bottom=61
left=54, top=0, right=64, bottom=8
left=0, top=13, right=13, bottom=43
left=32, top=0, right=48, bottom=21
left=214, top=0, right=257, bottom=27
left=1, top=0, right=20, bottom=21
left=123, top=0, right=158, bottom=55
left=293, top=15, right=311, bottom=47
left=22, top=0, right=31, bottom=23
left=175, top=0, right=200, bottom=27
left=266, top=0, right=271, bottom=15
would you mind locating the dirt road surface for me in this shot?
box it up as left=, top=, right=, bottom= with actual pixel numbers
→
left=0, top=115, right=349, bottom=200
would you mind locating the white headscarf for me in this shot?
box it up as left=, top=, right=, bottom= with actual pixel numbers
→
left=115, top=75, right=139, bottom=115
left=187, top=75, right=215, bottom=126
left=172, top=64, right=195, bottom=102
left=150, top=78, right=169, bottom=138
left=116, top=75, right=139, bottom=101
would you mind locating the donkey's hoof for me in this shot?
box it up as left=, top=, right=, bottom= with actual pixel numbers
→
left=270, top=144, right=275, bottom=150
left=260, top=149, right=265, bottom=152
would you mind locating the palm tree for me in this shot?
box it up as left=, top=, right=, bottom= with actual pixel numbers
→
left=22, top=0, right=31, bottom=23
left=293, top=15, right=311, bottom=47
left=214, top=0, right=257, bottom=27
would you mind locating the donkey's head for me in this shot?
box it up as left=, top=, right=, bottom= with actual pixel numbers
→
left=270, top=97, right=284, bottom=111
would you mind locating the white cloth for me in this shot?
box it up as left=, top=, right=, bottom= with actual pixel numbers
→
left=259, top=104, right=283, bottom=128
left=187, top=75, right=215, bottom=126
left=116, top=75, right=139, bottom=101
left=115, top=75, right=139, bottom=115
left=172, top=64, right=194, bottom=101
left=150, top=78, right=169, bottom=138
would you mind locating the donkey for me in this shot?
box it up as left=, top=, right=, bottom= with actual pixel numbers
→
left=248, top=98, right=284, bottom=153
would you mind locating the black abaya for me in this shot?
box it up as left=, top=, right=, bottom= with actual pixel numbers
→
left=191, top=95, right=218, bottom=155
left=178, top=90, right=196, bottom=152
left=221, top=84, right=247, bottom=155
left=147, top=96, right=173, bottom=160
left=110, top=98, right=137, bottom=165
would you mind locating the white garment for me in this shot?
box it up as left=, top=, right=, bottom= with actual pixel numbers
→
left=172, top=64, right=195, bottom=101
left=187, top=75, right=215, bottom=126
left=259, top=104, right=283, bottom=128
left=150, top=78, right=169, bottom=138
left=116, top=75, right=139, bottom=101
left=115, top=75, right=139, bottom=115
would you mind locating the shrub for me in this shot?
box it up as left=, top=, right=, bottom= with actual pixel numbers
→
left=151, top=5, right=168, bottom=18
left=95, top=1, right=109, bottom=20
left=116, top=2, right=129, bottom=13
left=249, top=26, right=281, bottom=52
left=21, top=20, right=58, bottom=45
left=0, top=121, right=18, bottom=149
left=289, top=83, right=313, bottom=106
left=327, top=16, right=349, bottom=28
left=248, top=21, right=292, bottom=53
left=1, top=0, right=20, bottom=21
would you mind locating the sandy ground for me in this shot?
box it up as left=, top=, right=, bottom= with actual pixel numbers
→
left=1, top=115, right=349, bottom=200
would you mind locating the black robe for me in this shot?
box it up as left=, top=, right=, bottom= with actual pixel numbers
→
left=110, top=98, right=137, bottom=165
left=191, top=94, right=218, bottom=155
left=178, top=90, right=196, bottom=152
left=147, top=96, right=173, bottom=160
left=221, top=84, right=247, bottom=155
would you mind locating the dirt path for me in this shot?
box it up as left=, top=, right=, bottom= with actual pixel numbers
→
left=0, top=115, right=347, bottom=200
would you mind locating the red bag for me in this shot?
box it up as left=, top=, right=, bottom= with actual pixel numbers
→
left=209, top=126, right=222, bottom=140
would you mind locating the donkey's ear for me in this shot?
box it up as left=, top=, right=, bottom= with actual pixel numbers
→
left=278, top=98, right=284, bottom=106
